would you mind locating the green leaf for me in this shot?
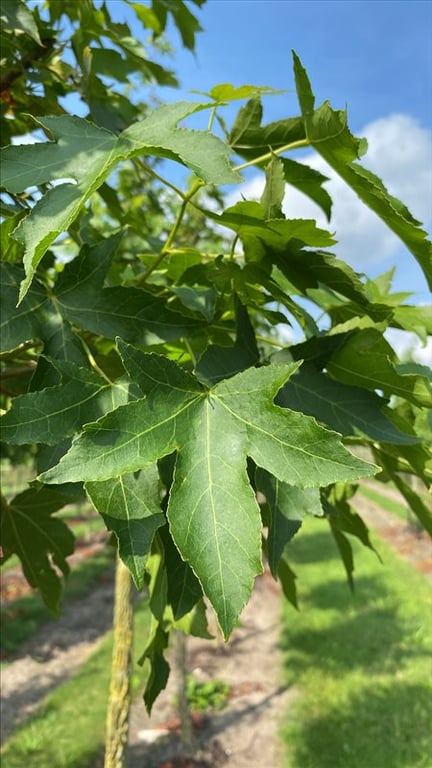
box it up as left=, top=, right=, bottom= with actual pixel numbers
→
left=40, top=343, right=377, bottom=637
left=260, top=155, right=286, bottom=219
left=161, top=526, right=203, bottom=620
left=273, top=249, right=369, bottom=306
left=86, top=466, right=165, bottom=589
left=280, top=157, right=332, bottom=220
left=1, top=0, right=43, bottom=45
left=172, top=599, right=213, bottom=639
left=327, top=329, right=432, bottom=408
left=1, top=105, right=240, bottom=302
left=278, top=363, right=420, bottom=444
left=119, top=101, right=240, bottom=184
left=392, top=305, right=432, bottom=343
left=0, top=486, right=74, bottom=613
left=171, top=284, right=217, bottom=321
left=389, top=476, right=432, bottom=537
left=328, top=519, right=355, bottom=590
left=229, top=97, right=304, bottom=157
left=327, top=486, right=377, bottom=551
left=195, top=83, right=282, bottom=103
left=324, top=486, right=379, bottom=588
left=55, top=237, right=204, bottom=344
left=0, top=263, right=48, bottom=352
left=140, top=617, right=170, bottom=714
left=196, top=297, right=259, bottom=385
left=277, top=556, right=298, bottom=609
left=1, top=360, right=139, bottom=445
left=216, top=201, right=335, bottom=253
left=256, top=468, right=322, bottom=576
left=153, top=0, right=203, bottom=51
left=374, top=453, right=432, bottom=536
left=292, top=51, right=432, bottom=288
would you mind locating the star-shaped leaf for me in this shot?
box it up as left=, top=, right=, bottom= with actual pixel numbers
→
left=1, top=485, right=74, bottom=613
left=86, top=466, right=165, bottom=589
left=293, top=51, right=432, bottom=288
left=256, top=467, right=322, bottom=577
left=278, top=362, right=421, bottom=444
left=1, top=359, right=139, bottom=445
left=40, top=341, right=377, bottom=637
left=1, top=104, right=240, bottom=303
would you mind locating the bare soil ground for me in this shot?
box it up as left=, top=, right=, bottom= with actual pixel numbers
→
left=1, top=488, right=431, bottom=767
left=354, top=484, right=432, bottom=581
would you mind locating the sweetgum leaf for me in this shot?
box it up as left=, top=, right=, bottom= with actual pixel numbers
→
left=278, top=363, right=421, bottom=444
left=292, top=51, right=432, bottom=288
left=229, top=99, right=332, bottom=219
left=54, top=236, right=204, bottom=344
left=140, top=619, right=170, bottom=714
left=260, top=155, right=285, bottom=219
left=160, top=526, right=203, bottom=620
left=0, top=486, right=74, bottom=613
left=256, top=467, right=322, bottom=577
left=196, top=297, right=259, bottom=386
left=277, top=556, right=298, bottom=609
left=196, top=83, right=281, bottom=103
left=324, top=491, right=378, bottom=589
left=374, top=452, right=432, bottom=536
left=327, top=328, right=432, bottom=408
left=392, top=305, right=432, bottom=342
left=86, top=466, right=165, bottom=589
left=215, top=200, right=335, bottom=253
left=1, top=0, right=43, bottom=45
left=1, top=104, right=240, bottom=302
left=40, top=342, right=377, bottom=637
left=0, top=263, right=49, bottom=352
left=1, top=360, right=139, bottom=445
left=229, top=97, right=304, bottom=156
left=280, top=157, right=332, bottom=220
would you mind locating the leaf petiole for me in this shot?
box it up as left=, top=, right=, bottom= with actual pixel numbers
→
left=233, top=138, right=310, bottom=172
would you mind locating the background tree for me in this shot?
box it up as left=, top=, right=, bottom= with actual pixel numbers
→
left=1, top=0, right=431, bottom=736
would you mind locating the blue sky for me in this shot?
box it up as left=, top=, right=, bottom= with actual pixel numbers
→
left=29, top=1, right=432, bottom=355
left=150, top=0, right=432, bottom=303
left=161, top=0, right=432, bottom=133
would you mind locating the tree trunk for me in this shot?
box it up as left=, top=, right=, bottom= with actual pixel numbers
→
left=104, top=555, right=134, bottom=768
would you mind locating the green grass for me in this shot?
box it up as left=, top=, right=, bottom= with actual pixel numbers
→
left=1, top=510, right=104, bottom=575
left=0, top=461, right=35, bottom=498
left=1, top=547, right=115, bottom=660
left=358, top=484, right=413, bottom=522
left=280, top=518, right=432, bottom=768
left=1, top=599, right=151, bottom=768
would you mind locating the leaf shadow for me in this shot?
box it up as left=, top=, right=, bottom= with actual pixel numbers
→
left=282, top=681, right=432, bottom=768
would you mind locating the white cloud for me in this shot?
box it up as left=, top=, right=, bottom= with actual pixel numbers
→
left=227, top=114, right=432, bottom=272
left=385, top=328, right=432, bottom=365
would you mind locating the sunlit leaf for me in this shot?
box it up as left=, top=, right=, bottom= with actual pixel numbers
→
left=40, top=342, right=376, bottom=636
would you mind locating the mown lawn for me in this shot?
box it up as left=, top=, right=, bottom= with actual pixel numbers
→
left=358, top=483, right=416, bottom=523
left=280, top=517, right=432, bottom=768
